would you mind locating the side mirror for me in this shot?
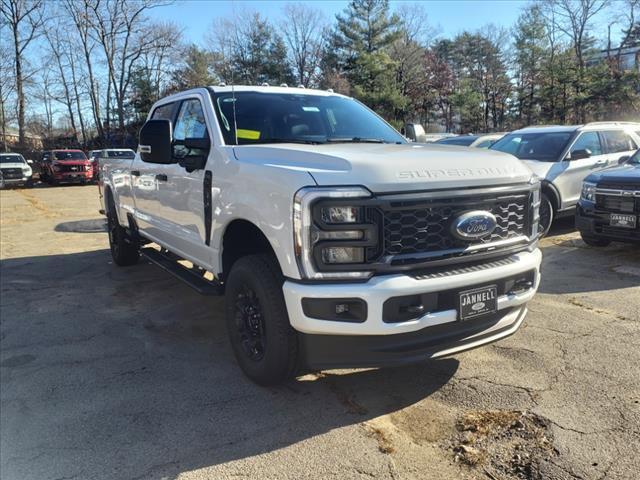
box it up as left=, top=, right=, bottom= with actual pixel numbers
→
left=569, top=149, right=591, bottom=161
left=618, top=155, right=630, bottom=164
left=139, top=119, right=173, bottom=164
left=174, top=137, right=210, bottom=172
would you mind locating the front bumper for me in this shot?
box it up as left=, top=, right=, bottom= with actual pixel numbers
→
left=283, top=249, right=542, bottom=368
left=0, top=176, right=31, bottom=186
left=52, top=171, right=93, bottom=182
left=576, top=201, right=639, bottom=243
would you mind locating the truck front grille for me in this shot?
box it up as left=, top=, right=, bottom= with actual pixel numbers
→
left=369, top=190, right=532, bottom=269
left=57, top=164, right=85, bottom=173
left=0, top=167, right=23, bottom=179
left=596, top=195, right=640, bottom=213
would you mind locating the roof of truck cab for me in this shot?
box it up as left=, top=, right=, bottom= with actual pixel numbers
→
left=208, top=85, right=348, bottom=98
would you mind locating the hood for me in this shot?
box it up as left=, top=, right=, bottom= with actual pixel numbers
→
left=232, top=143, right=533, bottom=192
left=53, top=159, right=89, bottom=165
left=586, top=163, right=640, bottom=184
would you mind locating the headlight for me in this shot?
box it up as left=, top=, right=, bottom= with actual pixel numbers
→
left=85, top=164, right=92, bottom=171
left=22, top=166, right=32, bottom=176
left=529, top=178, right=541, bottom=238
left=293, top=186, right=377, bottom=280
left=581, top=181, right=597, bottom=201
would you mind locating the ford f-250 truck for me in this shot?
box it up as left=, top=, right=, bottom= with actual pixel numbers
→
left=99, top=86, right=542, bottom=385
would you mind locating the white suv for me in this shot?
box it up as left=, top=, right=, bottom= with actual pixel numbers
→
left=491, top=122, right=640, bottom=235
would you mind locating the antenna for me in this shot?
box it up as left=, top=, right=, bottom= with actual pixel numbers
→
left=231, top=72, right=238, bottom=146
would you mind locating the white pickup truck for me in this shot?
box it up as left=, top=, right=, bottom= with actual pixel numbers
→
left=99, top=85, right=542, bottom=385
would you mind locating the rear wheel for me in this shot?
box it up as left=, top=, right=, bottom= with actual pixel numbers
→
left=538, top=193, right=554, bottom=237
left=580, top=233, right=611, bottom=247
left=106, top=196, right=139, bottom=266
left=225, top=254, right=298, bottom=386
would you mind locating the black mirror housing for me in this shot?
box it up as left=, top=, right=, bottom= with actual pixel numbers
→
left=139, top=119, right=173, bottom=164
left=569, top=148, right=591, bottom=161
left=618, top=155, right=630, bottom=164
left=184, top=137, right=211, bottom=151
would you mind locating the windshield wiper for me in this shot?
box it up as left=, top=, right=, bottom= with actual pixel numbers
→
left=326, top=137, right=387, bottom=144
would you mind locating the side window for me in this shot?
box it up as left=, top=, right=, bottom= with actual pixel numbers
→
left=151, top=102, right=176, bottom=121
left=602, top=130, right=637, bottom=153
left=570, top=132, right=603, bottom=156
left=173, top=99, right=209, bottom=159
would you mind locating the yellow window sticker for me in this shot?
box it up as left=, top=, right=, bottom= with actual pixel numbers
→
left=236, top=129, right=261, bottom=140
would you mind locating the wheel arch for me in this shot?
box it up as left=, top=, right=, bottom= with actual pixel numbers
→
left=219, top=219, right=280, bottom=281
left=541, top=180, right=560, bottom=211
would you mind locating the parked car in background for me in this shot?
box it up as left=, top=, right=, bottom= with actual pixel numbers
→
left=435, top=133, right=506, bottom=148
left=99, top=85, right=542, bottom=385
left=0, top=153, right=33, bottom=188
left=40, top=149, right=94, bottom=185
left=94, top=149, right=136, bottom=180
left=490, top=122, right=640, bottom=236
left=88, top=150, right=101, bottom=180
left=401, top=123, right=456, bottom=143
left=576, top=149, right=639, bottom=246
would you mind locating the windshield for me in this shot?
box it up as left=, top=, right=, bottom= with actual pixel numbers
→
left=54, top=151, right=87, bottom=160
left=213, top=92, right=406, bottom=145
left=435, top=136, right=478, bottom=146
left=629, top=149, right=640, bottom=165
left=106, top=150, right=135, bottom=159
left=490, top=132, right=573, bottom=161
left=0, top=155, right=25, bottom=164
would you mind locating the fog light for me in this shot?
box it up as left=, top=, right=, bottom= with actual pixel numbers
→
left=321, top=247, right=364, bottom=264
left=301, top=297, right=367, bottom=322
left=314, top=230, right=363, bottom=241
left=321, top=206, right=360, bottom=223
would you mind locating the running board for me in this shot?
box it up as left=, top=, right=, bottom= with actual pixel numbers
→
left=141, top=248, right=223, bottom=296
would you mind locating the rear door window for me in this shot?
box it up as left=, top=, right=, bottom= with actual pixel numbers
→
left=602, top=130, right=638, bottom=153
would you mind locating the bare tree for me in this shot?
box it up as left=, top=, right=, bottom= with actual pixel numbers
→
left=0, top=40, right=16, bottom=151
left=0, top=0, right=44, bottom=146
left=64, top=0, right=104, bottom=139
left=280, top=3, right=326, bottom=87
left=544, top=0, right=607, bottom=121
left=90, top=0, right=170, bottom=134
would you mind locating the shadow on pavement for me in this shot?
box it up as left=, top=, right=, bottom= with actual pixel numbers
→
left=0, top=249, right=459, bottom=480
left=54, top=218, right=107, bottom=233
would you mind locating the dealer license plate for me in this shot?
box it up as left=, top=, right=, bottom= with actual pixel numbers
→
left=458, top=285, right=498, bottom=321
left=610, top=214, right=637, bottom=229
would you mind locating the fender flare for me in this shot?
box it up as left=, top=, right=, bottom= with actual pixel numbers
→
left=541, top=180, right=561, bottom=211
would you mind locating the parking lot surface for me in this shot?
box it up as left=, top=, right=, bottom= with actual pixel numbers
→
left=1, top=185, right=639, bottom=480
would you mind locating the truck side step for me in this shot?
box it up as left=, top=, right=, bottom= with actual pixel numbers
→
left=140, top=247, right=223, bottom=296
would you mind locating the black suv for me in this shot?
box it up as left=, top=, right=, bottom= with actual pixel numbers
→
left=576, top=149, right=640, bottom=246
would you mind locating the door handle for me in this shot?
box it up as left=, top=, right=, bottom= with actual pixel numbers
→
left=155, top=174, right=168, bottom=182
left=593, top=160, right=607, bottom=168
left=131, top=170, right=140, bottom=176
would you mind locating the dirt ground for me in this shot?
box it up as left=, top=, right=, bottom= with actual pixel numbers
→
left=1, top=184, right=638, bottom=480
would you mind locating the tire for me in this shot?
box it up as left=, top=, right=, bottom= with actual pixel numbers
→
left=580, top=233, right=611, bottom=247
left=47, top=175, right=58, bottom=186
left=538, top=193, right=554, bottom=238
left=106, top=196, right=139, bottom=266
left=225, top=254, right=299, bottom=386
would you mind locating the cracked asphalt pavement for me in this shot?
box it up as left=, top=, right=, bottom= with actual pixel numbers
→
left=1, top=185, right=638, bottom=480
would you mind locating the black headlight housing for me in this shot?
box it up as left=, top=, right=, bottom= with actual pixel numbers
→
left=294, top=187, right=380, bottom=280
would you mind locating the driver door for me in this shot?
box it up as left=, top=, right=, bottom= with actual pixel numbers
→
left=557, top=131, right=608, bottom=208
left=153, top=96, right=212, bottom=266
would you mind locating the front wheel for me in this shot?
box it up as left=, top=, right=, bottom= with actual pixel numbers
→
left=225, top=254, right=299, bottom=386
left=106, top=199, right=139, bottom=266
left=580, top=233, right=611, bottom=247
left=538, top=193, right=554, bottom=238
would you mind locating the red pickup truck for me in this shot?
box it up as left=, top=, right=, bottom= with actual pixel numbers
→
left=41, top=149, right=94, bottom=185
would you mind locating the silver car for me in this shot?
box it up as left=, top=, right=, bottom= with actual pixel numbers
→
left=491, top=122, right=640, bottom=236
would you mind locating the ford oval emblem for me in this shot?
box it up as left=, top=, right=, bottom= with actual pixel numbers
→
left=452, top=210, right=497, bottom=240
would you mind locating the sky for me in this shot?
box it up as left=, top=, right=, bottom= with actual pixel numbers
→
left=150, top=0, right=532, bottom=45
